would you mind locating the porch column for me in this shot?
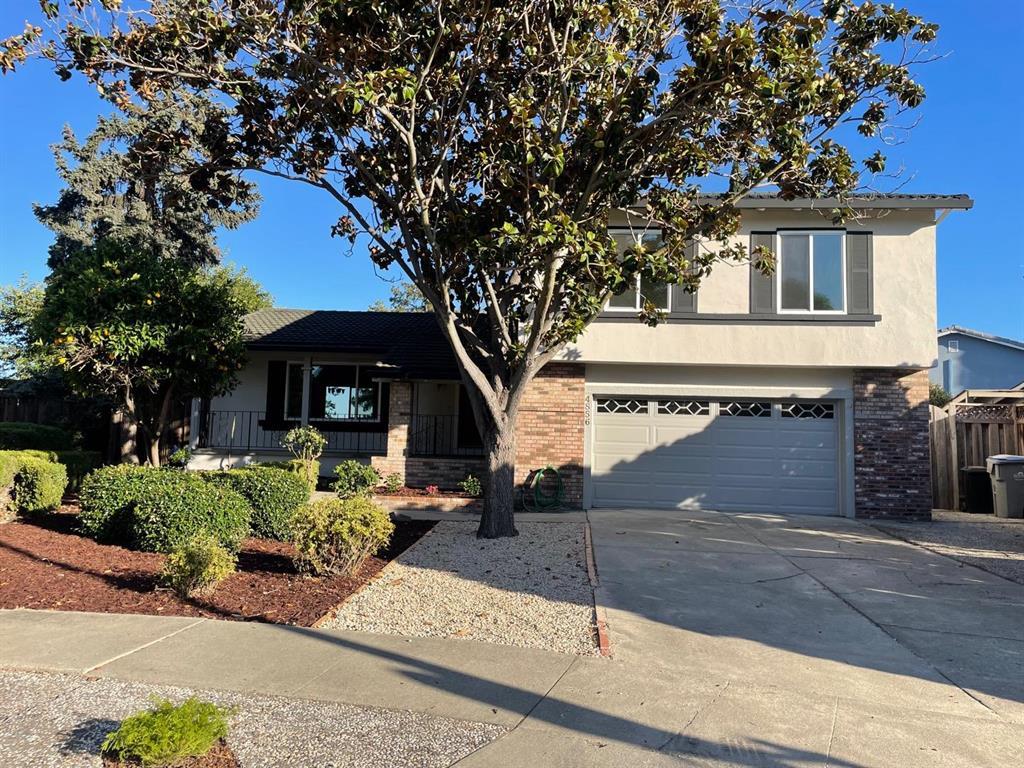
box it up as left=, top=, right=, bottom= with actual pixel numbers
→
left=300, top=355, right=312, bottom=426
left=370, top=380, right=412, bottom=481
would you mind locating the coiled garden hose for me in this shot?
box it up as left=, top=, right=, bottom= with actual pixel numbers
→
left=522, top=465, right=564, bottom=512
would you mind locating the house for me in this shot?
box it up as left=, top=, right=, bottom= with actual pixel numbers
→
left=931, top=326, right=1024, bottom=395
left=190, top=193, right=973, bottom=520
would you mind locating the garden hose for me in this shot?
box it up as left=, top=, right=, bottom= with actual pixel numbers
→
left=522, top=465, right=564, bottom=512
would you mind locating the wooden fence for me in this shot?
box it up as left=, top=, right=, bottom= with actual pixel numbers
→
left=930, top=390, right=1024, bottom=511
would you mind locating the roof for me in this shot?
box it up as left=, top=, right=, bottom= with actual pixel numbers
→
left=698, top=193, right=974, bottom=210
left=244, top=308, right=461, bottom=380
left=937, top=325, right=1024, bottom=353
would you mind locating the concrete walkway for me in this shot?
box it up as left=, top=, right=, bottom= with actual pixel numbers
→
left=2, top=509, right=1023, bottom=766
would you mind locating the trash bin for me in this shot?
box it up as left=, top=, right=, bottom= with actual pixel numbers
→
left=961, top=466, right=993, bottom=514
left=987, top=455, right=1024, bottom=519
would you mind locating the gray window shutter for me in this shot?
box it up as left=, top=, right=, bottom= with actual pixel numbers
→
left=846, top=232, right=873, bottom=315
left=265, top=360, right=287, bottom=422
left=671, top=240, right=698, bottom=314
left=749, top=232, right=775, bottom=314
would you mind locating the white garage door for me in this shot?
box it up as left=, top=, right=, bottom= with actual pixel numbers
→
left=591, top=397, right=839, bottom=515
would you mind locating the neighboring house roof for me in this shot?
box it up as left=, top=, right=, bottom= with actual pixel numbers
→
left=244, top=308, right=461, bottom=380
left=702, top=193, right=974, bottom=210
left=937, top=325, right=1024, bottom=353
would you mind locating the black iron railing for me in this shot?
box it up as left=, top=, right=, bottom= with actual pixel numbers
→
left=408, top=414, right=484, bottom=457
left=197, top=410, right=386, bottom=455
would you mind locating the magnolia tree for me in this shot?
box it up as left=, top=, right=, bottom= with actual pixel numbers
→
left=3, top=0, right=938, bottom=536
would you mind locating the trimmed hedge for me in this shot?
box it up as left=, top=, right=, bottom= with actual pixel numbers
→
left=0, top=422, right=73, bottom=451
left=203, top=466, right=310, bottom=540
left=0, top=449, right=68, bottom=519
left=80, top=466, right=251, bottom=553
left=56, top=450, right=103, bottom=493
left=291, top=495, right=394, bottom=577
left=258, top=458, right=319, bottom=491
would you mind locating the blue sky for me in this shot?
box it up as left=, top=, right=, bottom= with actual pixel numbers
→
left=1, top=1, right=1021, bottom=339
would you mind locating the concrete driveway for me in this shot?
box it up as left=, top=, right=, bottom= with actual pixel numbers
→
left=461, top=508, right=1024, bottom=767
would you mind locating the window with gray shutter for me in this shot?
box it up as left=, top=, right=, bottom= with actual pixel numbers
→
left=749, top=232, right=776, bottom=314
left=845, top=232, right=873, bottom=315
left=671, top=239, right=699, bottom=314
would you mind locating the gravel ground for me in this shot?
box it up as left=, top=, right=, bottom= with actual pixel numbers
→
left=873, top=510, right=1024, bottom=584
left=0, top=669, right=505, bottom=768
left=323, top=521, right=598, bottom=655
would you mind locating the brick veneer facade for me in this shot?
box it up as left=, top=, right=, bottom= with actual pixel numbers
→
left=853, top=368, right=932, bottom=519
left=370, top=363, right=586, bottom=507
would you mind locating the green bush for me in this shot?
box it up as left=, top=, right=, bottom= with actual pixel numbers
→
left=291, top=496, right=394, bottom=577
left=55, top=449, right=103, bottom=493
left=332, top=459, right=380, bottom=498
left=162, top=533, right=237, bottom=598
left=259, top=458, right=319, bottom=491
left=203, top=466, right=309, bottom=540
left=101, top=696, right=232, bottom=767
left=0, top=422, right=73, bottom=451
left=80, top=466, right=251, bottom=553
left=281, top=426, right=326, bottom=488
left=0, top=449, right=68, bottom=519
left=382, top=472, right=403, bottom=493
left=458, top=474, right=483, bottom=497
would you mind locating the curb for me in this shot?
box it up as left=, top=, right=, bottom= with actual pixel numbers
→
left=584, top=522, right=612, bottom=658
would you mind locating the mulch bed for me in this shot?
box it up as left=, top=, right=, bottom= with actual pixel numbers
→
left=103, top=740, right=239, bottom=767
left=0, top=505, right=433, bottom=626
left=376, top=486, right=476, bottom=499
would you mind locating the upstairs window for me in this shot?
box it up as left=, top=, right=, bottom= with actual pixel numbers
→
left=606, top=229, right=684, bottom=312
left=777, top=232, right=845, bottom=313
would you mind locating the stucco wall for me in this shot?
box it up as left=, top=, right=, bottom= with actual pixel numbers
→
left=565, top=209, right=939, bottom=369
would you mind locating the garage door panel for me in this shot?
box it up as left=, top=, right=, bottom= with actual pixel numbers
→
left=592, top=397, right=839, bottom=515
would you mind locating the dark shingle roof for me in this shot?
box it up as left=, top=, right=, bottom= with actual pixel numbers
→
left=244, top=308, right=461, bottom=380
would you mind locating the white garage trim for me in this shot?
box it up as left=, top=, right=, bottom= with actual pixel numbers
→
left=584, top=377, right=855, bottom=517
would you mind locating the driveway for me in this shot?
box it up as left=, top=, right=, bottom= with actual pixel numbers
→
left=461, top=508, right=1024, bottom=767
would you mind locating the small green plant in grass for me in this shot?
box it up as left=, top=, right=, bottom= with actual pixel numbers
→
left=100, top=696, right=233, bottom=767
left=332, top=459, right=381, bottom=498
left=458, top=474, right=482, bottom=497
left=162, top=533, right=237, bottom=598
left=382, top=472, right=403, bottom=494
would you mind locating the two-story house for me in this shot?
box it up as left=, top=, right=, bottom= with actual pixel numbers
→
left=189, top=193, right=973, bottom=520
left=931, top=325, right=1024, bottom=395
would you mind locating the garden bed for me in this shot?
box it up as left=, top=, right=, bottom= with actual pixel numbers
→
left=0, top=505, right=433, bottom=626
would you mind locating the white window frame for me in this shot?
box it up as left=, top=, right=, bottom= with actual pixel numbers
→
left=776, top=230, right=847, bottom=315
left=947, top=339, right=959, bottom=352
left=309, top=362, right=384, bottom=423
left=283, top=360, right=305, bottom=420
left=604, top=227, right=672, bottom=313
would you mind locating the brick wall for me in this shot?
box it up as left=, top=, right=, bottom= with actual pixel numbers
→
left=853, top=368, right=931, bottom=519
left=371, top=364, right=586, bottom=506
left=514, top=363, right=585, bottom=506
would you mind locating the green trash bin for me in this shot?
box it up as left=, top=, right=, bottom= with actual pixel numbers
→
left=986, top=455, right=1024, bottom=519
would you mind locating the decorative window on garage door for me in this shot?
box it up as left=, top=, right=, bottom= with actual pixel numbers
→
left=719, top=401, right=771, bottom=418
left=595, top=398, right=648, bottom=414
left=657, top=399, right=711, bottom=416
left=780, top=402, right=835, bottom=419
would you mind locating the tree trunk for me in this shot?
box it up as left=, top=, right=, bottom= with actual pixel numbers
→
left=145, top=436, right=161, bottom=468
left=116, top=411, right=140, bottom=465
left=478, top=420, right=518, bottom=539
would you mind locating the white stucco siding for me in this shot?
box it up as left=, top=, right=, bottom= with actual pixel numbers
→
left=567, top=209, right=938, bottom=369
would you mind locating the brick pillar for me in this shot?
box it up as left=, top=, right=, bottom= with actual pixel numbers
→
left=371, top=382, right=411, bottom=481
left=853, top=369, right=931, bottom=519
left=514, top=363, right=586, bottom=506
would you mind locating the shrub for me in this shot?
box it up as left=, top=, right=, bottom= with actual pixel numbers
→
left=458, top=474, right=483, bottom=497
left=101, top=696, right=232, bottom=767
left=258, top=458, right=319, bottom=490
left=930, top=383, right=953, bottom=407
left=333, top=460, right=380, bottom=498
left=80, top=466, right=251, bottom=553
left=12, top=454, right=68, bottom=514
left=425, top=484, right=439, bottom=496
left=203, top=466, right=309, bottom=540
left=382, top=472, right=403, bottom=493
left=0, top=422, right=73, bottom=451
left=166, top=446, right=191, bottom=469
left=281, top=426, right=326, bottom=488
left=162, top=533, right=237, bottom=598
left=291, top=496, right=394, bottom=577
left=55, top=449, right=103, bottom=493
